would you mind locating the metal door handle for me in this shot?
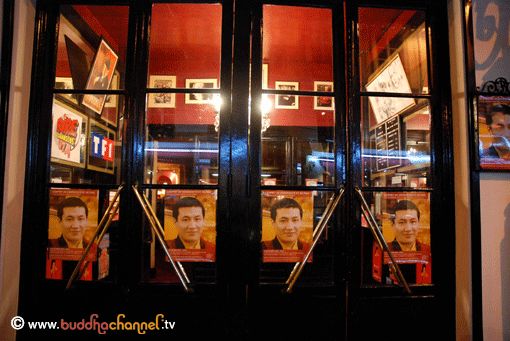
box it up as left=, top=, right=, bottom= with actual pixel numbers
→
left=354, top=186, right=411, bottom=294
left=284, top=186, right=345, bottom=293
left=132, top=185, right=192, bottom=292
left=66, top=183, right=124, bottom=289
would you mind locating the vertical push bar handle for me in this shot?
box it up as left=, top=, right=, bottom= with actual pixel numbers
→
left=284, top=186, right=345, bottom=294
left=354, top=186, right=411, bottom=294
left=132, top=186, right=192, bottom=293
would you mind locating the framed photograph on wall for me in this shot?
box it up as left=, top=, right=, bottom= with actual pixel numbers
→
left=104, top=70, right=119, bottom=108
left=51, top=99, right=87, bottom=168
left=185, top=79, right=217, bottom=104
left=366, top=54, right=415, bottom=123
left=263, top=64, right=268, bottom=89
left=314, top=81, right=334, bottom=110
left=148, top=75, right=177, bottom=108
left=476, top=95, right=510, bottom=170
left=82, top=37, right=119, bottom=115
left=55, top=77, right=77, bottom=104
left=275, top=81, right=299, bottom=109
left=102, top=70, right=119, bottom=127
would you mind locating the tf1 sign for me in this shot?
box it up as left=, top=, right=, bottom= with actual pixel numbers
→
left=91, top=132, right=114, bottom=162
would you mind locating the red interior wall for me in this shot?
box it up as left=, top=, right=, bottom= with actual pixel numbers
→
left=56, top=5, right=414, bottom=129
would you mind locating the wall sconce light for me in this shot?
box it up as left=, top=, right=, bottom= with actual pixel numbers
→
left=214, top=94, right=272, bottom=133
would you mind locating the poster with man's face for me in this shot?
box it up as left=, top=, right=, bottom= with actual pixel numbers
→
left=477, top=95, right=510, bottom=169
left=164, top=189, right=216, bottom=262
left=46, top=188, right=99, bottom=280
left=261, top=190, right=313, bottom=263
left=372, top=192, right=431, bottom=285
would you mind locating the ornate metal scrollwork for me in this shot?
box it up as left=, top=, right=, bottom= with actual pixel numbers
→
left=478, top=77, right=510, bottom=94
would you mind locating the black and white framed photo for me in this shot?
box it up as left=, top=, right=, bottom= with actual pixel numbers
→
left=275, top=81, right=299, bottom=109
left=148, top=75, right=177, bottom=108
left=185, top=79, right=217, bottom=104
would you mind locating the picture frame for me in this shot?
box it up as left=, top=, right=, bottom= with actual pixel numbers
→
left=275, top=81, right=299, bottom=109
left=366, top=54, right=415, bottom=123
left=314, top=81, right=334, bottom=110
left=102, top=70, right=120, bottom=127
left=51, top=99, right=88, bottom=168
left=104, top=70, right=119, bottom=108
left=50, top=164, right=73, bottom=184
left=476, top=94, right=510, bottom=170
left=55, top=77, right=77, bottom=104
left=82, top=37, right=119, bottom=115
left=87, top=119, right=116, bottom=174
left=185, top=79, right=217, bottom=104
left=148, top=75, right=177, bottom=108
left=263, top=64, right=268, bottom=90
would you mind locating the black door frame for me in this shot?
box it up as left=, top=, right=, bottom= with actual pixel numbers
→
left=17, top=0, right=456, bottom=339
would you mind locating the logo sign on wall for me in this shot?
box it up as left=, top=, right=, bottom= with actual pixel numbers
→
left=91, top=132, right=114, bottom=162
left=51, top=102, right=84, bottom=164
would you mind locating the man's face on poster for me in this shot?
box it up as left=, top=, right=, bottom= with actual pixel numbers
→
left=272, top=207, right=302, bottom=246
left=489, top=113, right=510, bottom=153
left=175, top=206, right=205, bottom=245
left=60, top=206, right=88, bottom=244
left=391, top=209, right=420, bottom=248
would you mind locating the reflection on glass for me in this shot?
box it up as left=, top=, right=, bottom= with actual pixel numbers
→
left=261, top=95, right=334, bottom=186
left=148, top=3, right=222, bottom=87
left=359, top=8, right=427, bottom=95
left=259, top=190, right=335, bottom=285
left=361, top=191, right=432, bottom=286
left=362, top=98, right=430, bottom=188
left=145, top=94, right=219, bottom=186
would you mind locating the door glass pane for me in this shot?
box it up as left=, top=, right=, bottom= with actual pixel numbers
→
left=358, top=7, right=433, bottom=289
left=263, top=6, right=333, bottom=90
left=262, top=96, right=334, bottom=186
left=145, top=4, right=222, bottom=186
left=146, top=188, right=217, bottom=284
left=359, top=7, right=431, bottom=189
left=145, top=94, right=219, bottom=185
left=260, top=5, right=335, bottom=287
left=262, top=5, right=334, bottom=187
left=361, top=98, right=431, bottom=188
left=51, top=5, right=128, bottom=185
left=360, top=191, right=432, bottom=286
left=148, top=3, right=222, bottom=87
left=359, top=8, right=428, bottom=95
left=260, top=190, right=336, bottom=286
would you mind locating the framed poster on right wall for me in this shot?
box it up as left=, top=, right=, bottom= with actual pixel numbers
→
left=475, top=94, right=510, bottom=170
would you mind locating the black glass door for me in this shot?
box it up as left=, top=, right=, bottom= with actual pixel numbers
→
left=18, top=1, right=455, bottom=340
